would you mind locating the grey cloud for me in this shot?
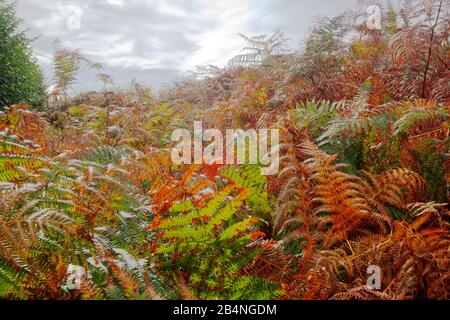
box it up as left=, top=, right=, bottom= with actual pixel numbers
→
left=246, top=0, right=358, bottom=47
left=15, top=0, right=358, bottom=92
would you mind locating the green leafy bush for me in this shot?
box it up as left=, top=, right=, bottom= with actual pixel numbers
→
left=0, top=0, right=45, bottom=110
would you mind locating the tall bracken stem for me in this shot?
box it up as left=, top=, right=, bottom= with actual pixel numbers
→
left=422, top=0, right=443, bottom=98
left=104, top=91, right=111, bottom=145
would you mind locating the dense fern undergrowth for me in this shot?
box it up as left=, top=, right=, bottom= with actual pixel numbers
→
left=0, top=1, right=449, bottom=300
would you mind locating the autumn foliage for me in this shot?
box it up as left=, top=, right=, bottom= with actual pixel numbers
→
left=0, top=0, right=448, bottom=300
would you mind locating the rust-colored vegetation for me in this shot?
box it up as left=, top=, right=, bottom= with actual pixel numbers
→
left=0, top=0, right=448, bottom=299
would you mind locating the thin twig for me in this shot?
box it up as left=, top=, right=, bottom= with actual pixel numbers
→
left=434, top=53, right=450, bottom=71
left=421, top=0, right=443, bottom=98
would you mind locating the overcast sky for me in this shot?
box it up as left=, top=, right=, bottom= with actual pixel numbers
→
left=16, top=0, right=361, bottom=93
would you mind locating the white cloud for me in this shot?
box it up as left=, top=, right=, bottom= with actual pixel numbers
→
left=103, top=0, right=128, bottom=7
left=107, top=56, right=160, bottom=69
left=183, top=0, right=255, bottom=70
left=34, top=48, right=53, bottom=65
left=67, top=35, right=135, bottom=59
left=157, top=1, right=187, bottom=17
